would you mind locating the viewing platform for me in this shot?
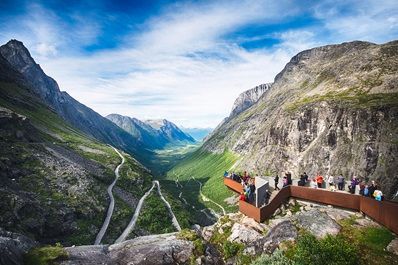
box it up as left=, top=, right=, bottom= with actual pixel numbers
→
left=224, top=177, right=398, bottom=235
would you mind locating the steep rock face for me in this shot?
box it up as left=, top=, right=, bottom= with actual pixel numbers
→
left=106, top=114, right=195, bottom=149
left=203, top=40, right=398, bottom=198
left=0, top=228, right=37, bottom=265
left=231, top=83, right=272, bottom=117
left=0, top=40, right=152, bottom=166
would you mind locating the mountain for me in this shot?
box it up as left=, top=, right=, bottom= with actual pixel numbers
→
left=0, top=40, right=153, bottom=166
left=0, top=76, right=153, bottom=246
left=230, top=83, right=272, bottom=117
left=0, top=40, right=193, bottom=247
left=169, top=40, right=398, bottom=205
left=145, top=119, right=195, bottom=143
left=107, top=114, right=195, bottom=149
left=181, top=127, right=213, bottom=141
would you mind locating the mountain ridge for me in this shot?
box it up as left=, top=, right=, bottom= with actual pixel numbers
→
left=202, top=40, right=398, bottom=198
left=106, top=114, right=195, bottom=150
left=0, top=39, right=154, bottom=167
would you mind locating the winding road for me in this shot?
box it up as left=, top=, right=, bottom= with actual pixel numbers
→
left=115, top=180, right=181, bottom=243
left=95, top=147, right=125, bottom=245
left=154, top=180, right=182, bottom=231
left=192, top=176, right=226, bottom=216
left=114, top=181, right=156, bottom=244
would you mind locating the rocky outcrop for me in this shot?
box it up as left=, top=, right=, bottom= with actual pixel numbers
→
left=293, top=209, right=341, bottom=238
left=56, top=233, right=194, bottom=265
left=263, top=220, right=297, bottom=253
left=387, top=238, right=398, bottom=256
left=0, top=228, right=37, bottom=265
left=203, top=40, right=398, bottom=199
left=106, top=114, right=195, bottom=150
left=230, top=83, right=272, bottom=117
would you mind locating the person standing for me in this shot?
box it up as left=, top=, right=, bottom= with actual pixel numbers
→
left=316, top=173, right=324, bottom=188
left=328, top=175, right=334, bottom=188
left=368, top=180, right=377, bottom=199
left=311, top=178, right=318, bottom=188
left=283, top=176, right=288, bottom=187
left=274, top=175, right=280, bottom=190
left=303, top=172, right=309, bottom=183
left=337, top=174, right=345, bottom=191
left=286, top=171, right=292, bottom=186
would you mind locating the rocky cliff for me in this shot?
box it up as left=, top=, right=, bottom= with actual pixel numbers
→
left=106, top=114, right=195, bottom=149
left=230, top=83, right=272, bottom=117
left=0, top=40, right=153, bottom=166
left=203, top=40, right=398, bottom=199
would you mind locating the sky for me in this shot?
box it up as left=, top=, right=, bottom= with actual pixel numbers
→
left=0, top=0, right=397, bottom=128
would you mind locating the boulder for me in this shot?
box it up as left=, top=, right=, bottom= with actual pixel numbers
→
left=325, top=208, right=354, bottom=222
left=201, top=225, right=215, bottom=241
left=60, top=245, right=112, bottom=265
left=228, top=223, right=264, bottom=244
left=228, top=223, right=265, bottom=256
left=294, top=209, right=341, bottom=238
left=0, top=228, right=37, bottom=265
left=109, top=233, right=193, bottom=265
left=263, top=220, right=297, bottom=253
left=241, top=216, right=268, bottom=233
left=57, top=233, right=194, bottom=265
left=288, top=198, right=296, bottom=206
left=354, top=218, right=380, bottom=228
left=387, top=239, right=398, bottom=256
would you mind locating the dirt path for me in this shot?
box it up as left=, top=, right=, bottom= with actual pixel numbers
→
left=191, top=176, right=226, bottom=216
left=95, top=147, right=125, bottom=245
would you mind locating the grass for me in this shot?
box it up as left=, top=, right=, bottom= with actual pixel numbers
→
left=150, top=143, right=200, bottom=175
left=165, top=149, right=238, bottom=215
left=286, top=89, right=398, bottom=112
left=338, top=218, right=397, bottom=265
left=23, top=243, right=68, bottom=265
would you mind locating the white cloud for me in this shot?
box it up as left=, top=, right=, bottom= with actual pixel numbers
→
left=313, top=0, right=398, bottom=43
left=1, top=0, right=397, bottom=128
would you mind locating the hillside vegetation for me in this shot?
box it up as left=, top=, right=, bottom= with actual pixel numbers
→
left=165, top=149, right=238, bottom=222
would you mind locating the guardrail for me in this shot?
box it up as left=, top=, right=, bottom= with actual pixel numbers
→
left=224, top=178, right=398, bottom=234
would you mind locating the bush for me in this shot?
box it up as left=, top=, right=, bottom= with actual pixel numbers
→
left=223, top=241, right=243, bottom=259
left=289, top=233, right=359, bottom=265
left=251, top=249, right=295, bottom=265
left=193, top=239, right=205, bottom=256
left=358, top=227, right=394, bottom=252
left=23, top=243, right=68, bottom=265
left=177, top=229, right=198, bottom=241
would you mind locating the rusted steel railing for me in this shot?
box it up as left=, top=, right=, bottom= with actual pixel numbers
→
left=224, top=178, right=398, bottom=234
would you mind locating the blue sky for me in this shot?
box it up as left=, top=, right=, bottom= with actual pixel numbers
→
left=0, top=0, right=397, bottom=128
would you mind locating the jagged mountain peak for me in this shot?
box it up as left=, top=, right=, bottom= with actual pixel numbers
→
left=0, top=39, right=36, bottom=68
left=106, top=114, right=195, bottom=149
left=231, top=83, right=272, bottom=117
